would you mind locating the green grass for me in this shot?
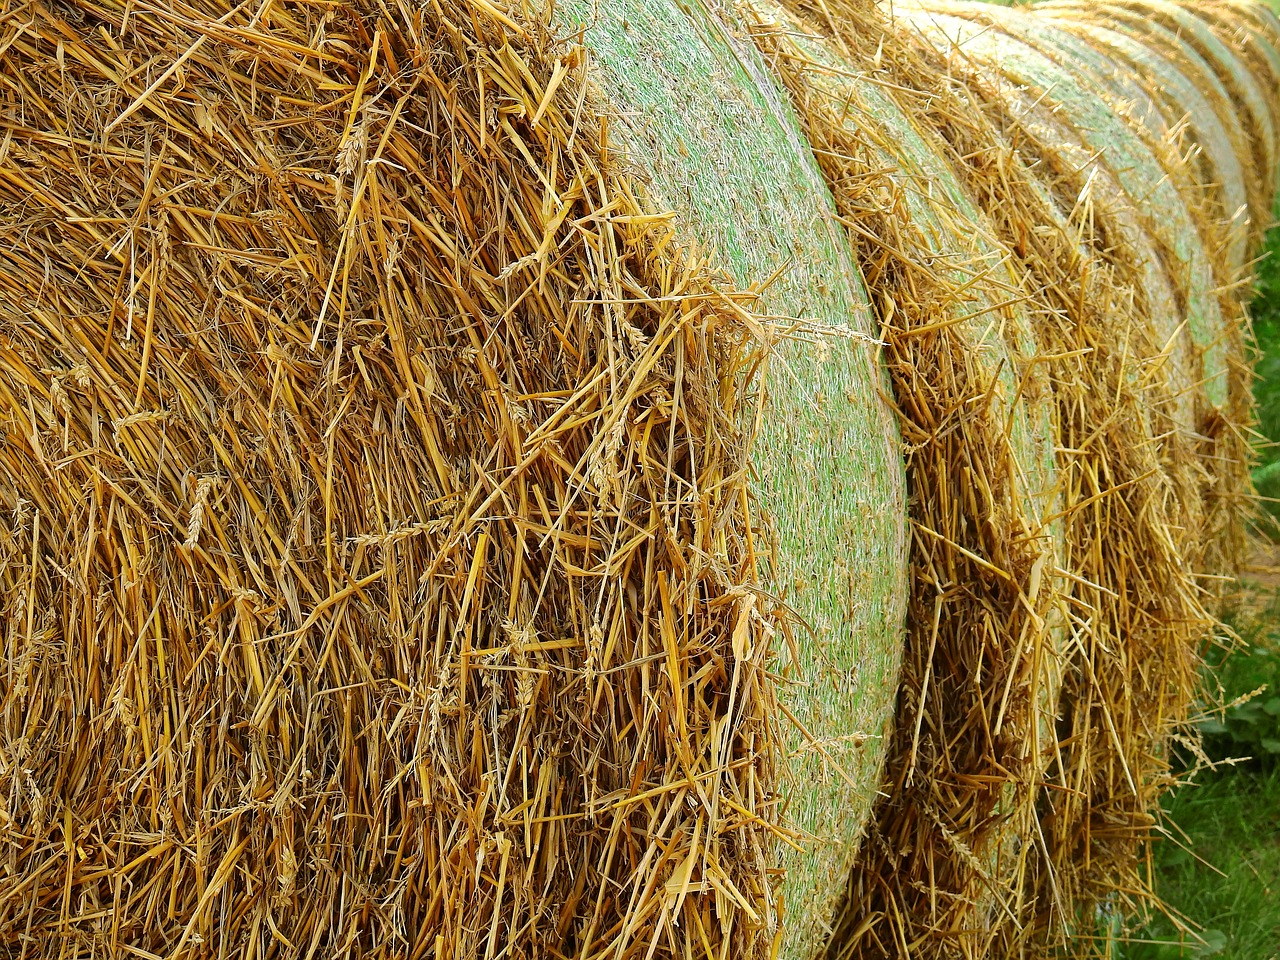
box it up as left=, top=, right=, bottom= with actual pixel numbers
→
left=1116, top=209, right=1280, bottom=958
left=1251, top=214, right=1280, bottom=471
left=1114, top=599, right=1280, bottom=960
left=1123, top=766, right=1280, bottom=960
left=1248, top=202, right=1280, bottom=525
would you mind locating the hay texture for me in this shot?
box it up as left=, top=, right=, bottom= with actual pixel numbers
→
left=1037, top=2, right=1255, bottom=273
left=0, top=1, right=791, bottom=956
left=1189, top=0, right=1280, bottom=192
left=1, top=0, right=1278, bottom=958
left=727, top=2, right=1217, bottom=955
left=832, top=1, right=1269, bottom=956
left=1023, top=5, right=1257, bottom=574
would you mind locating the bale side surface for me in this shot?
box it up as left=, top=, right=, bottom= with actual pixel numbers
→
left=1108, top=0, right=1276, bottom=234
left=907, top=5, right=1256, bottom=581
left=1025, top=9, right=1258, bottom=572
left=0, top=1, right=791, bottom=956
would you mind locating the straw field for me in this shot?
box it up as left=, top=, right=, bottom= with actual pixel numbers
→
left=0, top=0, right=1274, bottom=957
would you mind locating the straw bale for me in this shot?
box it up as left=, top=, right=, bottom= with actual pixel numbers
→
left=745, top=3, right=1069, bottom=955
left=546, top=0, right=913, bottom=943
left=903, top=9, right=1232, bottom=397
left=1044, top=14, right=1244, bottom=244
left=940, top=11, right=1195, bottom=351
left=1019, top=9, right=1260, bottom=573
left=2, top=0, right=1277, bottom=956
left=1104, top=0, right=1276, bottom=234
left=911, top=2, right=1199, bottom=434
left=0, top=1, right=806, bottom=956
left=918, top=2, right=1237, bottom=514
left=0, top=0, right=920, bottom=955
left=1039, top=1, right=1259, bottom=265
left=1212, top=0, right=1280, bottom=86
left=904, top=5, right=1259, bottom=578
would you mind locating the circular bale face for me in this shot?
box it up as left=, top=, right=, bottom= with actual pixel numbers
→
left=900, top=5, right=1261, bottom=566
left=1013, top=10, right=1258, bottom=575
left=788, top=0, right=1228, bottom=954
left=899, top=10, right=1230, bottom=407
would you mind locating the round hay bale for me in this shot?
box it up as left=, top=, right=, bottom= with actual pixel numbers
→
left=1189, top=0, right=1280, bottom=134
left=1183, top=0, right=1280, bottom=194
left=923, top=1, right=1231, bottom=531
left=1109, top=0, right=1276, bottom=230
left=1040, top=0, right=1265, bottom=259
left=0, top=0, right=909, bottom=956
left=746, top=3, right=1069, bottom=955
left=896, top=8, right=1231, bottom=414
left=0, top=0, right=1273, bottom=957
left=1017, top=10, right=1258, bottom=571
left=908, top=0, right=1202, bottom=443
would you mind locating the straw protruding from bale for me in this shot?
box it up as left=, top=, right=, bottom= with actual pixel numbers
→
left=1016, top=5, right=1258, bottom=575
left=1036, top=2, right=1256, bottom=271
left=0, top=1, right=796, bottom=956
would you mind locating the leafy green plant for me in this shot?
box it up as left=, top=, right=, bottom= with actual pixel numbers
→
left=1251, top=206, right=1280, bottom=472
left=1197, top=623, right=1280, bottom=768
left=1198, top=688, right=1280, bottom=766
left=1108, top=602, right=1280, bottom=960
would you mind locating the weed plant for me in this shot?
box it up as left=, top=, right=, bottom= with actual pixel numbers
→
left=1250, top=214, right=1280, bottom=473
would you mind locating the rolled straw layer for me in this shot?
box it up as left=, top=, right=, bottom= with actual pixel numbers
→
left=803, top=0, right=1268, bottom=955
left=545, top=1, right=913, bottom=940
left=1012, top=4, right=1256, bottom=572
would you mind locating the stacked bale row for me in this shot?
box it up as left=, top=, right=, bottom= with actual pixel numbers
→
left=751, top=0, right=1277, bottom=955
left=0, top=2, right=1274, bottom=960
left=0, top=1, right=907, bottom=955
